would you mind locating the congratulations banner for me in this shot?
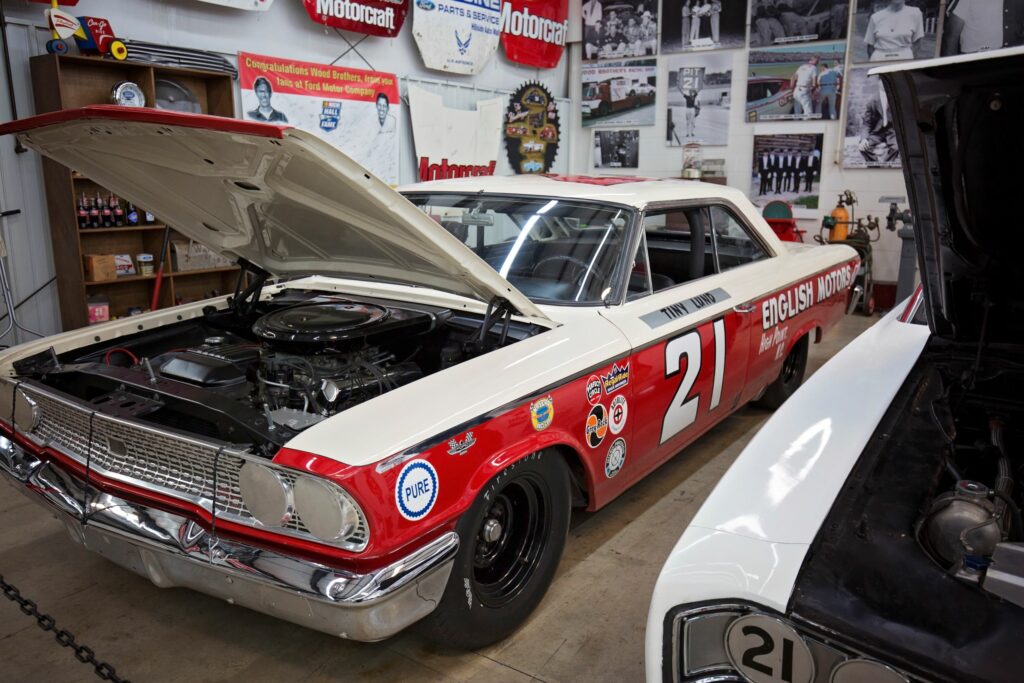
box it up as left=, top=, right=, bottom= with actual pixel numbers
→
left=238, top=51, right=401, bottom=184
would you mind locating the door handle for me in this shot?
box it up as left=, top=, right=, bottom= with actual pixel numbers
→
left=733, top=303, right=756, bottom=313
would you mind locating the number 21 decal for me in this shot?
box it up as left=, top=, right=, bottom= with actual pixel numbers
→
left=660, top=318, right=725, bottom=444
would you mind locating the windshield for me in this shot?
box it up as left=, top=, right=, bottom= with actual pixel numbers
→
left=583, top=84, right=600, bottom=99
left=402, top=193, right=632, bottom=305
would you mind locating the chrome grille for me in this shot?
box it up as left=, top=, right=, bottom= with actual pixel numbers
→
left=12, top=381, right=368, bottom=550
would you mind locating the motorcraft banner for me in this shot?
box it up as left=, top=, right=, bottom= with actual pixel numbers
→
left=194, top=0, right=274, bottom=10
left=302, top=0, right=408, bottom=37
left=500, top=0, right=569, bottom=68
left=238, top=51, right=401, bottom=184
left=409, top=85, right=504, bottom=180
left=412, top=0, right=501, bottom=75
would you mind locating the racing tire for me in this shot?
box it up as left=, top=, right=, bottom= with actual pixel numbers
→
left=422, top=450, right=571, bottom=650
left=757, top=334, right=809, bottom=410
left=863, top=295, right=876, bottom=317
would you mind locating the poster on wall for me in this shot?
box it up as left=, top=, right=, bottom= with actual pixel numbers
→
left=412, top=0, right=500, bottom=74
left=746, top=41, right=845, bottom=122
left=581, top=59, right=656, bottom=128
left=750, top=133, right=824, bottom=213
left=592, top=130, right=639, bottom=169
left=504, top=82, right=560, bottom=174
left=842, top=67, right=901, bottom=169
left=665, top=51, right=732, bottom=146
left=301, top=0, right=408, bottom=37
left=748, top=0, right=849, bottom=47
left=409, top=85, right=504, bottom=180
left=660, top=0, right=746, bottom=54
left=238, top=52, right=400, bottom=184
left=582, top=0, right=658, bottom=61
left=852, top=0, right=940, bottom=63
left=941, top=0, right=1024, bottom=56
left=500, top=0, right=570, bottom=68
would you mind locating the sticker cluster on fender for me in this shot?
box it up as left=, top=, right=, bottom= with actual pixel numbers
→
left=585, top=361, right=630, bottom=478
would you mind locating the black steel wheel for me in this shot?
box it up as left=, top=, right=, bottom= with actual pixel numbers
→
left=422, top=451, right=571, bottom=649
left=758, top=334, right=809, bottom=409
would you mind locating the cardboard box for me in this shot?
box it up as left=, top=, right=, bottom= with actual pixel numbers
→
left=83, top=254, right=117, bottom=282
left=170, top=240, right=232, bottom=272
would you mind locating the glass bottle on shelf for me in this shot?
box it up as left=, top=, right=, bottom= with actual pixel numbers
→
left=126, top=201, right=139, bottom=226
left=98, top=192, right=112, bottom=227
left=77, top=193, right=89, bottom=230
left=144, top=208, right=155, bottom=225
left=111, top=194, right=124, bottom=227
left=88, top=192, right=101, bottom=228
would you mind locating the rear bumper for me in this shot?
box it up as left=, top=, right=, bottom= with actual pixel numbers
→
left=0, top=437, right=457, bottom=641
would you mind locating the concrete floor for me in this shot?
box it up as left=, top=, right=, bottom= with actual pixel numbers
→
left=0, top=314, right=877, bottom=683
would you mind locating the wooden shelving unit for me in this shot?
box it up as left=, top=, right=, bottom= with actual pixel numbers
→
left=30, top=54, right=239, bottom=329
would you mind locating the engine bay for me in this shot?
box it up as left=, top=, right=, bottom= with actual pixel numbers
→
left=13, top=286, right=541, bottom=456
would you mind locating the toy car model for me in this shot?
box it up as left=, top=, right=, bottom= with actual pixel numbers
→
left=43, top=2, right=127, bottom=60
left=745, top=76, right=793, bottom=122
left=0, top=106, right=855, bottom=649
left=647, top=47, right=1024, bottom=683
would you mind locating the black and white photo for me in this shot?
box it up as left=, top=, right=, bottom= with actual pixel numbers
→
left=750, top=133, right=825, bottom=213
left=746, top=42, right=846, bottom=121
left=582, top=0, right=659, bottom=61
left=941, top=0, right=1024, bottom=56
left=749, top=0, right=850, bottom=47
left=582, top=59, right=657, bottom=127
left=842, top=67, right=901, bottom=168
left=852, top=0, right=940, bottom=63
left=665, top=52, right=732, bottom=146
left=660, top=0, right=746, bottom=53
left=593, top=129, right=641, bottom=169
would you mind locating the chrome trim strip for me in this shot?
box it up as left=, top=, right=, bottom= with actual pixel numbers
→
left=0, top=443, right=457, bottom=641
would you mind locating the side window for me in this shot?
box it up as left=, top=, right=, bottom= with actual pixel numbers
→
left=710, top=205, right=769, bottom=271
left=627, top=233, right=652, bottom=300
left=641, top=208, right=713, bottom=291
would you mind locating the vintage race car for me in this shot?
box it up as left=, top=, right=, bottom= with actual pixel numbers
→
left=647, top=48, right=1024, bottom=683
left=745, top=77, right=794, bottom=122
left=0, top=107, right=855, bottom=648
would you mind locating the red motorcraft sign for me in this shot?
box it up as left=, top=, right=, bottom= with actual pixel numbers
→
left=500, top=0, right=568, bottom=69
left=302, top=0, right=408, bottom=38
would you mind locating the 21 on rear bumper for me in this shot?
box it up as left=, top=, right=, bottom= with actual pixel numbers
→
left=0, top=437, right=457, bottom=641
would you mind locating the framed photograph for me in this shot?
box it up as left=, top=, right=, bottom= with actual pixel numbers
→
left=582, top=59, right=657, bottom=127
left=750, top=132, right=825, bottom=213
left=660, top=0, right=746, bottom=54
left=749, top=0, right=850, bottom=47
left=593, top=129, right=641, bottom=169
left=746, top=41, right=846, bottom=122
left=842, top=67, right=901, bottom=168
left=851, top=0, right=941, bottom=63
left=665, top=51, right=733, bottom=146
left=941, top=0, right=1024, bottom=56
left=582, top=0, right=659, bottom=61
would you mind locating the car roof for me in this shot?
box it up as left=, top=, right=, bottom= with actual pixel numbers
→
left=398, top=174, right=752, bottom=209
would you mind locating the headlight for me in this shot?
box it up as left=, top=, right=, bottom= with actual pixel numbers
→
left=236, top=460, right=368, bottom=552
left=667, top=603, right=910, bottom=683
left=293, top=476, right=360, bottom=542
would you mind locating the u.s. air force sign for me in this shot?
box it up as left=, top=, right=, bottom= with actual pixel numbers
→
left=413, top=0, right=501, bottom=75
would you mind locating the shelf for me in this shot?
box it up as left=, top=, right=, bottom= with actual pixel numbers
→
left=172, top=266, right=238, bottom=277
left=79, top=224, right=167, bottom=234
left=84, top=273, right=157, bottom=286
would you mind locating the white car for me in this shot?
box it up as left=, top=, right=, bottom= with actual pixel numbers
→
left=0, top=108, right=854, bottom=649
left=646, top=47, right=1024, bottom=683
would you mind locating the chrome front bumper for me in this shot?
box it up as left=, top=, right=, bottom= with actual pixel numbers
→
left=0, top=438, right=458, bottom=641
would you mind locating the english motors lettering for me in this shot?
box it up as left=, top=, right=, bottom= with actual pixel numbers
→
left=500, top=0, right=569, bottom=69
left=303, top=0, right=408, bottom=38
left=760, top=264, right=855, bottom=330
left=409, top=85, right=503, bottom=180
left=412, top=0, right=501, bottom=75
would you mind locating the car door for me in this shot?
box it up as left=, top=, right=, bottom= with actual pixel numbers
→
left=600, top=201, right=777, bottom=482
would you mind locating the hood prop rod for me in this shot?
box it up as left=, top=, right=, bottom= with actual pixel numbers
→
left=228, top=258, right=270, bottom=318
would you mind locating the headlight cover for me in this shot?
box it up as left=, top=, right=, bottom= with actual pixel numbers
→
left=664, top=602, right=913, bottom=683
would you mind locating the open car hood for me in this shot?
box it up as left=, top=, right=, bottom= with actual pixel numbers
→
left=0, top=106, right=550, bottom=321
left=876, top=47, right=1024, bottom=343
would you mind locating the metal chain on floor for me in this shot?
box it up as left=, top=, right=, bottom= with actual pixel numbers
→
left=0, top=573, right=130, bottom=682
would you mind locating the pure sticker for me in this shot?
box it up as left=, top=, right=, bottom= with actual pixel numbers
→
left=609, top=394, right=627, bottom=435
left=395, top=459, right=438, bottom=521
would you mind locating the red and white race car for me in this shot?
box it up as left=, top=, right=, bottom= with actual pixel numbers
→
left=0, top=107, right=856, bottom=648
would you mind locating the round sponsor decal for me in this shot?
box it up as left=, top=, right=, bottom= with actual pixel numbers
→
left=605, top=438, right=626, bottom=478
left=585, top=404, right=608, bottom=449
left=585, top=374, right=602, bottom=405
left=609, top=394, right=627, bottom=435
left=395, top=459, right=438, bottom=521
left=530, top=395, right=553, bottom=431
